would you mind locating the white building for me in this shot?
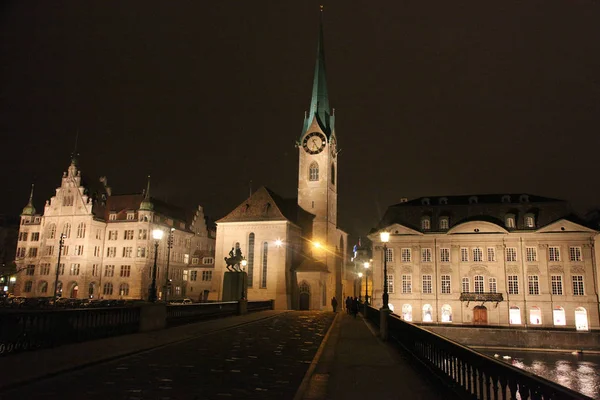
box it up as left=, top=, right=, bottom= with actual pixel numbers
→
left=14, top=158, right=215, bottom=301
left=211, top=14, right=348, bottom=310
left=368, top=194, right=599, bottom=331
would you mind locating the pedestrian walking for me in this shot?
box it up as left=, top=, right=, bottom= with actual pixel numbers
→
left=351, top=297, right=359, bottom=318
left=345, top=296, right=351, bottom=314
left=331, top=296, right=338, bottom=312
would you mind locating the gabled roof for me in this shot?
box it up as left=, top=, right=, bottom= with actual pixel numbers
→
left=94, top=193, right=190, bottom=225
left=537, top=218, right=598, bottom=234
left=392, top=193, right=564, bottom=207
left=217, top=186, right=313, bottom=225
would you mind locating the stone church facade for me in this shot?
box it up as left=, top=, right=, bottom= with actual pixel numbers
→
left=212, top=14, right=348, bottom=310
left=369, top=194, right=599, bottom=330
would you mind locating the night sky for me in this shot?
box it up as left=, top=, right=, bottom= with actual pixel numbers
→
left=1, top=1, right=599, bottom=238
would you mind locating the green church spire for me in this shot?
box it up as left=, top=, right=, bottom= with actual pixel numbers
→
left=21, top=184, right=36, bottom=216
left=139, top=175, right=154, bottom=211
left=303, top=6, right=333, bottom=137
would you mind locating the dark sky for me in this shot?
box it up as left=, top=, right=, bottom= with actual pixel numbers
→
left=1, top=1, right=599, bottom=237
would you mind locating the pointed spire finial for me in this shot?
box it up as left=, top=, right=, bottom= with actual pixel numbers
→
left=22, top=183, right=36, bottom=216
left=70, top=130, right=80, bottom=166
left=140, top=175, right=154, bottom=211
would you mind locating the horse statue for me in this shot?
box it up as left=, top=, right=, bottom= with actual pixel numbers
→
left=224, top=247, right=245, bottom=272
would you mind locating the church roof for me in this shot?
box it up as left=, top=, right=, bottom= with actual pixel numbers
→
left=217, top=186, right=313, bottom=226
left=302, top=7, right=333, bottom=138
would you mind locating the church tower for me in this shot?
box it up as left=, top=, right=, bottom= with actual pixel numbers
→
left=297, top=7, right=338, bottom=258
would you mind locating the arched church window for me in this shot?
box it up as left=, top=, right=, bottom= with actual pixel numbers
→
left=247, top=233, right=255, bottom=288
left=331, top=164, right=335, bottom=185
left=309, top=162, right=319, bottom=181
left=260, top=242, right=268, bottom=288
left=63, top=223, right=71, bottom=238
left=76, top=223, right=86, bottom=238
left=48, top=223, right=56, bottom=239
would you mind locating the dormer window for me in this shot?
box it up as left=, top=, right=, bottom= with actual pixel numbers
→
left=469, top=196, right=478, bottom=204
left=505, top=214, right=516, bottom=229
left=439, top=217, right=449, bottom=230
left=502, top=195, right=511, bottom=203
left=524, top=214, right=535, bottom=228
left=421, top=198, right=430, bottom=206
left=421, top=216, right=431, bottom=230
left=109, top=213, right=117, bottom=221
left=439, top=197, right=448, bottom=205
left=127, top=212, right=135, bottom=220
left=519, top=194, right=529, bottom=203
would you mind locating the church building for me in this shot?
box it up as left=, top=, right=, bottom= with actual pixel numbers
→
left=212, top=12, right=348, bottom=310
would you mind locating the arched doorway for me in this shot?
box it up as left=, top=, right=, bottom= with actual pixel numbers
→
left=529, top=306, right=542, bottom=325
left=553, top=306, right=566, bottom=326
left=575, top=307, right=589, bottom=331
left=69, top=282, right=78, bottom=298
left=299, top=281, right=310, bottom=310
left=473, top=306, right=488, bottom=325
left=402, top=304, right=412, bottom=321
left=441, top=304, right=452, bottom=323
left=88, top=282, right=96, bottom=298
left=509, top=306, right=521, bottom=325
left=422, top=304, right=433, bottom=322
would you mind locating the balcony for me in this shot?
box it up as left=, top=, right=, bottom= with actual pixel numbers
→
left=459, top=292, right=503, bottom=306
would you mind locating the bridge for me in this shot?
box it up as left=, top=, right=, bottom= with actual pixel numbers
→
left=0, top=301, right=591, bottom=400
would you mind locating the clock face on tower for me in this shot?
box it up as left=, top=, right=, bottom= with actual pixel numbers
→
left=302, top=132, right=327, bottom=155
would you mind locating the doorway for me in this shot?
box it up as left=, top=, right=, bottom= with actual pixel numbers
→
left=473, top=305, right=488, bottom=324
left=299, top=281, right=310, bottom=310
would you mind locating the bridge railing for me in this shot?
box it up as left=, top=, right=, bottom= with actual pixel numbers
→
left=364, top=306, right=592, bottom=400
left=0, top=307, right=140, bottom=357
left=166, top=301, right=238, bottom=326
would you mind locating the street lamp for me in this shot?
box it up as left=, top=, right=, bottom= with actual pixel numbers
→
left=149, top=229, right=164, bottom=302
left=240, top=259, right=248, bottom=300
left=380, top=231, right=390, bottom=310
left=164, top=228, right=174, bottom=302
left=357, top=272, right=363, bottom=301
left=363, top=261, right=370, bottom=305
left=53, top=233, right=65, bottom=302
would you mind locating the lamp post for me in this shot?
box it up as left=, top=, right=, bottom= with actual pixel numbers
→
left=53, top=233, right=65, bottom=302
left=164, top=228, right=174, bottom=302
left=380, top=232, right=390, bottom=310
left=240, top=259, right=247, bottom=299
left=363, top=261, right=370, bottom=305
left=357, top=272, right=363, bottom=301
left=149, top=229, right=164, bottom=302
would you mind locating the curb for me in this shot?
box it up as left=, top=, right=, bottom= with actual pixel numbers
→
left=0, top=311, right=288, bottom=393
left=293, top=312, right=339, bottom=400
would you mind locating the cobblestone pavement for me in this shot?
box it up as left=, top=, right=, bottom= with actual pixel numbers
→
left=1, top=312, right=334, bottom=400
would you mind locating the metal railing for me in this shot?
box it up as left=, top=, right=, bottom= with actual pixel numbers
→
left=247, top=300, right=274, bottom=312
left=365, top=307, right=592, bottom=400
left=0, top=307, right=140, bottom=357
left=166, top=301, right=238, bottom=326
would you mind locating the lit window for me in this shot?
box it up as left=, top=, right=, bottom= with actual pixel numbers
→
left=401, top=274, right=411, bottom=294
left=387, top=274, right=395, bottom=294
left=525, top=215, right=535, bottom=228
left=261, top=242, right=268, bottom=288
left=127, top=212, right=135, bottom=220
left=138, top=229, right=147, bottom=240
left=505, top=215, right=516, bottom=229
left=474, top=275, right=484, bottom=294
left=137, top=247, right=147, bottom=258
left=421, top=217, right=431, bottom=231
left=385, top=248, right=394, bottom=263
left=109, top=213, right=117, bottom=221
left=439, top=217, right=449, bottom=230
left=69, top=263, right=80, bottom=275
left=441, top=275, right=451, bottom=294
left=119, top=283, right=130, bottom=296
left=401, top=248, right=411, bottom=263
left=422, top=275, right=432, bottom=294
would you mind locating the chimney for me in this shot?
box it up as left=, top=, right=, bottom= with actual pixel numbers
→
left=400, top=197, right=408, bottom=203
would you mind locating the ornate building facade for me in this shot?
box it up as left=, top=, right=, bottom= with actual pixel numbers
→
left=14, top=158, right=215, bottom=301
left=212, top=12, right=348, bottom=310
left=369, top=194, right=599, bottom=331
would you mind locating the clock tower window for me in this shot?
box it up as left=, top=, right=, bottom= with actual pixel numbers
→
left=309, top=162, right=319, bottom=181
left=331, top=163, right=335, bottom=185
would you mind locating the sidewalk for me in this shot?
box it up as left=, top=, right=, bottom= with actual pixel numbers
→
left=0, top=310, right=287, bottom=392
left=301, top=312, right=455, bottom=400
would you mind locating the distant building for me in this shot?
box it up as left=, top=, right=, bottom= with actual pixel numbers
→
left=211, top=13, right=348, bottom=310
left=14, top=158, right=215, bottom=301
left=369, top=194, right=599, bottom=331
left=0, top=215, right=19, bottom=293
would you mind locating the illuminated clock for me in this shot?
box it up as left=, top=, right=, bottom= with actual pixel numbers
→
left=302, top=132, right=326, bottom=155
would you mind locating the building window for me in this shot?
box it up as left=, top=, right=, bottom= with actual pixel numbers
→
left=401, top=248, right=411, bottom=263
left=486, top=247, right=496, bottom=262
left=460, top=248, right=469, bottom=262
left=74, top=245, right=84, bottom=256
left=422, top=304, right=433, bottom=322
left=525, top=215, right=535, bottom=228
left=309, top=162, right=319, bottom=181
left=127, top=212, right=135, bottom=220
left=122, top=247, right=133, bottom=258
left=76, top=223, right=86, bottom=238
left=109, top=213, right=117, bottom=221
left=202, top=271, right=213, bottom=281
left=474, top=275, right=484, bottom=293
left=528, top=275, right=540, bottom=295
left=108, top=230, right=118, bottom=240
left=24, top=281, right=33, bottom=293
left=553, top=306, right=566, bottom=326
left=138, top=229, right=147, bottom=240
left=93, top=246, right=100, bottom=257
left=69, top=263, right=80, bottom=275
left=31, top=232, right=40, bottom=241
left=19, top=232, right=28, bottom=241
left=191, top=257, right=199, bottom=265
left=488, top=277, right=497, bottom=293
left=551, top=275, right=563, bottom=295
left=184, top=254, right=189, bottom=264
left=119, top=283, right=130, bottom=296
left=441, top=304, right=452, bottom=323
left=261, top=242, right=268, bottom=288
left=92, top=264, right=100, bottom=277
left=63, top=223, right=71, bottom=238
left=385, top=248, right=394, bottom=263
left=506, top=247, right=517, bottom=262
left=387, top=274, right=395, bottom=294
left=40, top=263, right=51, bottom=275
left=202, top=257, right=214, bottom=265
left=124, top=230, right=134, bottom=240
left=441, top=275, right=451, bottom=294
left=421, top=217, right=431, bottom=231
left=28, top=247, right=38, bottom=257
left=505, top=215, right=516, bottom=229
left=462, top=277, right=470, bottom=293
left=137, top=247, right=146, bottom=258
left=421, top=248, right=432, bottom=263
left=62, top=246, right=69, bottom=256
left=190, top=271, right=197, bottom=281
left=440, top=248, right=450, bottom=263
left=103, top=282, right=113, bottom=295
left=48, top=224, right=56, bottom=239
left=120, top=265, right=131, bottom=278
left=104, top=265, right=115, bottom=277
left=26, top=264, right=35, bottom=275
left=422, top=275, right=432, bottom=294
left=510, top=306, right=522, bottom=325
left=248, top=233, right=255, bottom=287
left=39, top=281, right=48, bottom=294
left=439, top=217, right=449, bottom=230
left=508, top=275, right=519, bottom=295
left=549, top=246, right=560, bottom=262
left=401, top=274, right=412, bottom=294
left=46, top=246, right=54, bottom=256
left=16, top=247, right=26, bottom=258
left=331, top=164, right=335, bottom=185
left=572, top=275, right=584, bottom=296
left=473, top=248, right=483, bottom=262
left=569, top=247, right=582, bottom=262
left=58, top=264, right=65, bottom=275
left=526, top=247, right=537, bottom=262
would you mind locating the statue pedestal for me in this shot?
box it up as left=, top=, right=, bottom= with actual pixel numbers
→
left=222, top=271, right=248, bottom=302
